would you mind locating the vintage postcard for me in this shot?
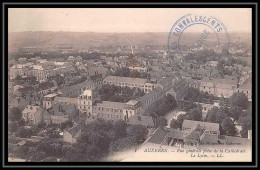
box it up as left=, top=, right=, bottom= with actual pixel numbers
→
left=7, top=8, right=253, bottom=163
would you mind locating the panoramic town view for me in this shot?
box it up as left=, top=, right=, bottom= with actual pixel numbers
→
left=7, top=8, right=252, bottom=162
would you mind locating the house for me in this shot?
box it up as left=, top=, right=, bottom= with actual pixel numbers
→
left=58, top=80, right=96, bottom=98
left=63, top=113, right=87, bottom=143
left=49, top=103, right=78, bottom=124
left=103, top=76, right=157, bottom=93
left=22, top=105, right=50, bottom=125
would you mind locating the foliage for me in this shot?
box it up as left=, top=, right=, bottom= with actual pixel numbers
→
left=183, top=87, right=216, bottom=104
left=113, top=67, right=151, bottom=79
left=205, top=106, right=228, bottom=124
left=185, top=107, right=203, bottom=121
left=113, top=120, right=127, bottom=139
left=158, top=116, right=167, bottom=127
left=60, top=120, right=73, bottom=131
left=221, top=117, right=238, bottom=136
left=98, top=84, right=145, bottom=103
left=9, top=107, right=22, bottom=122
left=229, top=92, right=249, bottom=110
left=238, top=114, right=252, bottom=138
left=151, top=94, right=177, bottom=117
left=109, top=137, right=136, bottom=153
left=17, top=127, right=33, bottom=138
left=8, top=121, right=18, bottom=132
left=127, top=124, right=148, bottom=144
left=177, top=100, right=197, bottom=112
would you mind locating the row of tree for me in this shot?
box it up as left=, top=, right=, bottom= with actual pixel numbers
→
left=98, top=84, right=145, bottom=103
left=113, top=67, right=151, bottom=79
left=9, top=119, right=148, bottom=162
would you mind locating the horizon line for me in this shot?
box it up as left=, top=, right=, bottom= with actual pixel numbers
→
left=8, top=31, right=252, bottom=34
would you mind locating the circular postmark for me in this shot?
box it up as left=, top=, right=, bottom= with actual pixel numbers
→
left=168, top=14, right=230, bottom=58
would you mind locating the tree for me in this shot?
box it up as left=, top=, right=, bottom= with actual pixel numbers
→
left=239, top=115, right=252, bottom=138
left=172, top=114, right=186, bottom=130
left=61, top=144, right=80, bottom=162
left=158, top=116, right=167, bottom=127
left=8, top=121, right=18, bottom=132
left=230, top=92, right=249, bottom=110
left=60, top=120, right=73, bottom=131
left=9, top=107, right=22, bottom=121
left=186, top=107, right=203, bottom=121
left=17, top=127, right=33, bottom=138
left=109, top=137, right=136, bottom=153
left=113, top=120, right=127, bottom=139
left=229, top=106, right=243, bottom=121
left=221, top=117, right=238, bottom=136
left=206, top=107, right=228, bottom=124
left=127, top=125, right=148, bottom=144
left=170, top=119, right=179, bottom=129
left=17, top=119, right=26, bottom=126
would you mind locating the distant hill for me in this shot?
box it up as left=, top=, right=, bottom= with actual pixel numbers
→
left=8, top=31, right=251, bottom=50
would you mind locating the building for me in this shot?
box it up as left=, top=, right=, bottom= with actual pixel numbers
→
left=199, top=76, right=251, bottom=99
left=48, top=103, right=78, bottom=124
left=22, top=105, right=50, bottom=125
left=63, top=113, right=87, bottom=144
left=103, top=76, right=157, bottom=93
left=57, top=80, right=96, bottom=97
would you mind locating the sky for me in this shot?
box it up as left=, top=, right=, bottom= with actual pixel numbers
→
left=8, top=8, right=252, bottom=33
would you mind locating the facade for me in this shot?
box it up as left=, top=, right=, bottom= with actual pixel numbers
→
left=22, top=105, right=50, bottom=125
left=103, top=76, right=157, bottom=93
left=199, top=78, right=251, bottom=99
left=48, top=103, right=78, bottom=124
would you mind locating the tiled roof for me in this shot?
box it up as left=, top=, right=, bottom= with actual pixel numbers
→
left=147, top=127, right=167, bottom=144
left=104, top=76, right=148, bottom=85
left=54, top=96, right=78, bottom=105
left=168, top=129, right=184, bottom=139
left=95, top=101, right=125, bottom=110
left=138, top=86, right=163, bottom=104
left=200, top=132, right=218, bottom=144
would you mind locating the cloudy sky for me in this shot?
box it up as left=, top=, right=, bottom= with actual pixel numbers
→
left=8, top=8, right=252, bottom=33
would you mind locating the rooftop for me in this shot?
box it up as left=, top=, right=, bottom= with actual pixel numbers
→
left=182, top=120, right=220, bottom=132
left=104, top=76, right=148, bottom=85
left=95, top=101, right=125, bottom=110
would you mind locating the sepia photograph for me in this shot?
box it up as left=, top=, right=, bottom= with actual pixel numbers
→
left=3, top=2, right=257, bottom=167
